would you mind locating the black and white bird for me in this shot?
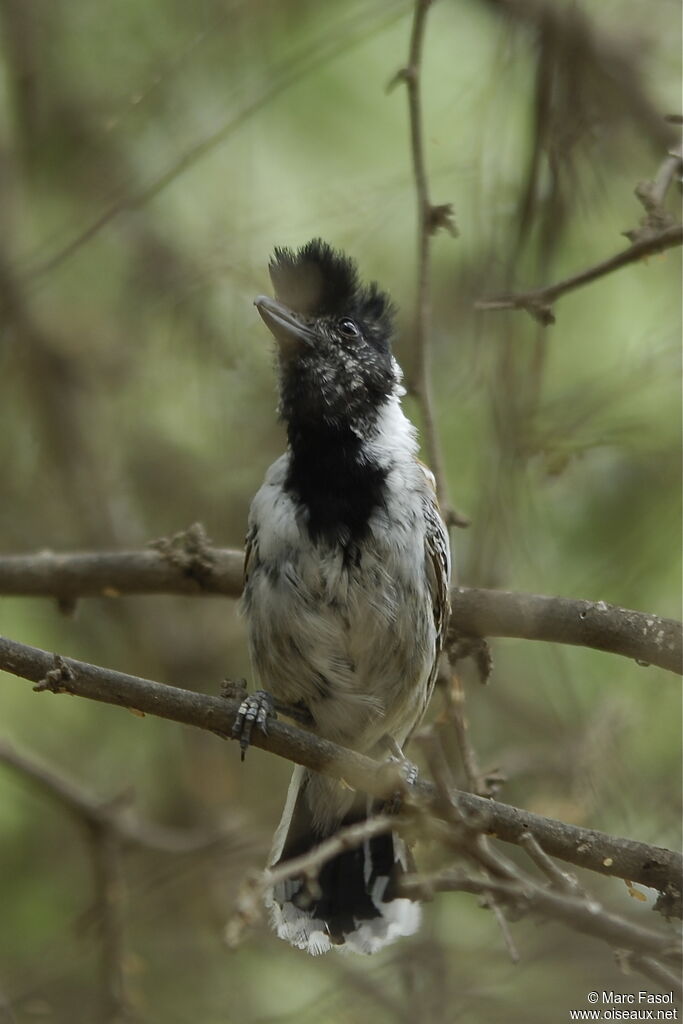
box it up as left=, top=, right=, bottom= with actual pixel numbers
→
left=237, top=239, right=450, bottom=955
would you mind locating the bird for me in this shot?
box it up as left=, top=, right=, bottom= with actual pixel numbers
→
left=236, top=239, right=450, bottom=955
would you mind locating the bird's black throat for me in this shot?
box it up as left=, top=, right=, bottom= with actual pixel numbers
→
left=285, top=422, right=388, bottom=545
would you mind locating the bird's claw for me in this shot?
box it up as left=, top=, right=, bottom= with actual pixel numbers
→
left=384, top=755, right=418, bottom=815
left=231, top=690, right=276, bottom=760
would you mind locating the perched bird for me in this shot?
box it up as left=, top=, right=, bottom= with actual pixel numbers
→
left=237, top=239, right=450, bottom=955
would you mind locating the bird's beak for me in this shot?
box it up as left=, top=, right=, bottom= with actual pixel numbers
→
left=254, top=295, right=316, bottom=356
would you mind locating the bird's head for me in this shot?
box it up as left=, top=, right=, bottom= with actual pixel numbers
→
left=255, top=239, right=398, bottom=437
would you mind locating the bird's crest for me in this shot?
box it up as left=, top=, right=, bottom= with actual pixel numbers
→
left=268, top=239, right=394, bottom=333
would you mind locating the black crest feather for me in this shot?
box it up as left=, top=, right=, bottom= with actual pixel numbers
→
left=268, top=239, right=394, bottom=332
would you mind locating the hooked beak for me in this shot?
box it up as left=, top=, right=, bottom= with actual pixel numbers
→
left=254, top=295, right=316, bottom=356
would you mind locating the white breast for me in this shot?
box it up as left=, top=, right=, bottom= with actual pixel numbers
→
left=243, top=395, right=441, bottom=756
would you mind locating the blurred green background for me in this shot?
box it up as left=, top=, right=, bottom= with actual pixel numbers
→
left=0, top=0, right=680, bottom=1021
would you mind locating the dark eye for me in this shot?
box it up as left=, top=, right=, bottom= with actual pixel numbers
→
left=337, top=317, right=360, bottom=339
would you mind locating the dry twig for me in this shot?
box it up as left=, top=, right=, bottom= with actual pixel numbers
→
left=476, top=142, right=683, bottom=323
left=475, top=224, right=682, bottom=324
left=402, top=869, right=682, bottom=997
left=391, top=0, right=467, bottom=528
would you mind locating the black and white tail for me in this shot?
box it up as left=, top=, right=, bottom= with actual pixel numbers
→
left=265, top=766, right=421, bottom=956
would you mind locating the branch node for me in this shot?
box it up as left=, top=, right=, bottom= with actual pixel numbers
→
left=444, top=504, right=471, bottom=529
left=149, top=522, right=216, bottom=588
left=56, top=595, right=79, bottom=617
left=33, top=654, right=74, bottom=694
left=386, top=66, right=414, bottom=93
left=525, top=300, right=556, bottom=326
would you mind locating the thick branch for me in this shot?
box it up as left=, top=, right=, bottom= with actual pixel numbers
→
left=0, top=546, right=245, bottom=599
left=475, top=224, right=683, bottom=324
left=450, top=587, right=681, bottom=676
left=0, top=632, right=679, bottom=902
left=0, top=546, right=679, bottom=673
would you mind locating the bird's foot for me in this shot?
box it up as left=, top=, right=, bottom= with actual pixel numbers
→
left=383, top=753, right=419, bottom=815
left=231, top=690, right=276, bottom=761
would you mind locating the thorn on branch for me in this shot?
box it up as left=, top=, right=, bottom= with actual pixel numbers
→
left=386, top=65, right=415, bottom=93
left=444, top=504, right=471, bottom=530
left=524, top=300, right=556, bottom=326
left=33, top=654, right=74, bottom=694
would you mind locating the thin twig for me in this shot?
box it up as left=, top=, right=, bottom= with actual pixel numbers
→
left=0, top=545, right=679, bottom=673
left=632, top=956, right=683, bottom=993
left=626, top=143, right=683, bottom=243
left=518, top=830, right=581, bottom=894
left=421, top=726, right=522, bottom=959
left=0, top=739, right=232, bottom=853
left=0, top=632, right=679, bottom=901
left=475, top=224, right=682, bottom=324
left=396, top=0, right=467, bottom=527
left=443, top=671, right=487, bottom=796
left=88, top=824, right=129, bottom=1023
left=403, top=869, right=682, bottom=996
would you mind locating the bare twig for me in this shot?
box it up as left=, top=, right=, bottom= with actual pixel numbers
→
left=477, top=137, right=682, bottom=323
left=442, top=672, right=489, bottom=796
left=394, top=0, right=467, bottom=528
left=518, top=830, right=582, bottom=895
left=403, top=869, right=682, bottom=997
left=632, top=956, right=683, bottom=994
left=88, top=825, right=129, bottom=1023
left=0, top=739, right=234, bottom=853
left=475, top=224, right=682, bottom=324
left=0, top=546, right=679, bottom=673
left=626, top=144, right=683, bottom=244
left=0, top=633, right=679, bottom=902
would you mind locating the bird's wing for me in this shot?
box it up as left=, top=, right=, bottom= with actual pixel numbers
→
left=243, top=523, right=258, bottom=586
left=418, top=463, right=451, bottom=700
left=423, top=495, right=451, bottom=654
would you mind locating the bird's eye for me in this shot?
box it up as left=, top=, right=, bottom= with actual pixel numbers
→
left=337, top=317, right=360, bottom=339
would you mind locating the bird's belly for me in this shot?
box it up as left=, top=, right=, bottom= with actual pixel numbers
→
left=244, top=542, right=435, bottom=751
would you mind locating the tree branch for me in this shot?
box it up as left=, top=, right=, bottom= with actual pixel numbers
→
left=449, top=586, right=681, bottom=676
left=0, top=543, right=679, bottom=673
left=0, top=738, right=233, bottom=853
left=475, top=224, right=683, bottom=324
left=403, top=869, right=682, bottom=996
left=0, top=632, right=679, bottom=904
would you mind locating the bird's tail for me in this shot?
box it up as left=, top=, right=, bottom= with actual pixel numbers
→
left=265, top=766, right=421, bottom=956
